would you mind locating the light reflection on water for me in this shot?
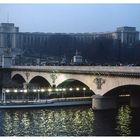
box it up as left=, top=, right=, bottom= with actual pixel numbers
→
left=0, top=105, right=138, bottom=136
left=1, top=107, right=94, bottom=136
left=116, top=105, right=132, bottom=136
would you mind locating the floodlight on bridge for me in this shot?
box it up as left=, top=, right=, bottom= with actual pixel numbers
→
left=5, top=89, right=10, bottom=93
left=69, top=88, right=73, bottom=91
left=119, top=94, right=130, bottom=97
left=55, top=88, right=59, bottom=92
left=20, top=90, right=23, bottom=92
left=14, top=89, right=18, bottom=93
left=83, top=87, right=86, bottom=91
left=59, top=88, right=62, bottom=91
left=23, top=89, right=27, bottom=93
left=41, top=89, right=45, bottom=92
left=62, top=88, right=66, bottom=91
left=48, top=88, right=52, bottom=92
left=33, top=89, right=37, bottom=92
left=76, top=87, right=80, bottom=91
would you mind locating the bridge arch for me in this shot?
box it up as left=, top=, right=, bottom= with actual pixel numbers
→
left=57, top=79, right=90, bottom=88
left=12, top=74, right=26, bottom=83
left=94, top=76, right=140, bottom=96
left=103, top=84, right=140, bottom=96
left=57, top=78, right=95, bottom=97
left=11, top=73, right=26, bottom=83
left=55, top=74, right=95, bottom=92
left=9, top=74, right=26, bottom=88
left=29, top=76, right=51, bottom=88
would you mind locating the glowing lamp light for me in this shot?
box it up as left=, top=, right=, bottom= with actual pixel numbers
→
left=83, top=88, right=86, bottom=91
left=38, top=89, right=40, bottom=92
left=59, top=89, right=62, bottom=91
left=55, top=88, right=59, bottom=92
left=14, top=89, right=18, bottom=93
left=62, top=88, right=66, bottom=91
left=76, top=88, right=80, bottom=91
left=41, top=89, right=45, bottom=92
left=20, top=90, right=23, bottom=92
left=69, top=88, right=73, bottom=91
left=119, top=94, right=130, bottom=97
left=5, top=89, right=10, bottom=93
left=33, top=89, right=37, bottom=92
left=48, top=89, right=52, bottom=92
left=24, top=89, right=27, bottom=93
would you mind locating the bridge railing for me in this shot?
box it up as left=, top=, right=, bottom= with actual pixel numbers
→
left=10, top=66, right=140, bottom=73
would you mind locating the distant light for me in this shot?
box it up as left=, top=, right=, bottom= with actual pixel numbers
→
left=59, top=89, right=62, bottom=91
left=20, top=90, right=23, bottom=92
left=62, top=88, right=66, bottom=91
left=55, top=88, right=59, bottom=92
left=90, top=88, right=92, bottom=90
left=38, top=89, right=40, bottom=92
left=119, top=94, right=130, bottom=97
left=14, top=89, right=18, bottom=93
left=41, top=89, right=45, bottom=92
left=83, top=87, right=86, bottom=91
left=24, top=89, right=27, bottom=93
left=33, top=89, right=37, bottom=92
left=48, top=89, right=52, bottom=92
left=76, top=88, right=79, bottom=91
left=69, top=88, right=73, bottom=91
left=5, top=89, right=10, bottom=93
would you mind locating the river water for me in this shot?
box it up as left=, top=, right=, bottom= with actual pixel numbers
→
left=0, top=105, right=140, bottom=136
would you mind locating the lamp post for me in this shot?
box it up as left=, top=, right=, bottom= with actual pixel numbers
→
left=1, top=89, right=3, bottom=103
left=2, top=88, right=6, bottom=104
left=48, top=88, right=52, bottom=99
left=37, top=89, right=40, bottom=102
left=83, top=87, right=86, bottom=97
left=3, top=90, right=5, bottom=104
left=33, top=89, right=37, bottom=101
left=23, top=89, right=27, bottom=102
left=62, top=88, right=66, bottom=98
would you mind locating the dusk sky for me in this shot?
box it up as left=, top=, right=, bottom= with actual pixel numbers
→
left=0, top=4, right=140, bottom=33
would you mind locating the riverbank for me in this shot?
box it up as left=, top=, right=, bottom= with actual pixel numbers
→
left=0, top=97, right=92, bottom=109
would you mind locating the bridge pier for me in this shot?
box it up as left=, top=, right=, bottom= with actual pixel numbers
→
left=92, top=95, right=117, bottom=110
left=130, top=94, right=140, bottom=108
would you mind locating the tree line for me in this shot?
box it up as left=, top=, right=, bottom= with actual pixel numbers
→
left=22, top=34, right=140, bottom=65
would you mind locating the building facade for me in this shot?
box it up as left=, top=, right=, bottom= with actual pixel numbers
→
left=112, top=26, right=139, bottom=46
left=0, top=23, right=19, bottom=49
left=0, top=23, right=139, bottom=51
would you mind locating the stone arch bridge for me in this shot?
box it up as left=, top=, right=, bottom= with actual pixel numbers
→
left=2, top=66, right=140, bottom=110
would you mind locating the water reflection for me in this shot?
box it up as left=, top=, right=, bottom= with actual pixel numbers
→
left=116, top=105, right=132, bottom=136
left=0, top=105, right=138, bottom=136
left=2, top=107, right=94, bottom=136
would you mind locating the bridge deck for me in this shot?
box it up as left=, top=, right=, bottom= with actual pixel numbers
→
left=10, top=66, right=140, bottom=72
left=9, top=66, right=140, bottom=75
